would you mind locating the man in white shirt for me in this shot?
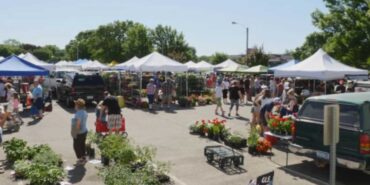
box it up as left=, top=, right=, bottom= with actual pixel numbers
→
left=222, top=78, right=230, bottom=104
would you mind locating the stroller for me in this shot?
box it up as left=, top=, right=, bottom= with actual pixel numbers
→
left=95, top=117, right=127, bottom=137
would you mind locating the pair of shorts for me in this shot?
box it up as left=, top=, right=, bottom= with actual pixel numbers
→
left=222, top=89, right=228, bottom=99
left=216, top=97, right=222, bottom=106
left=230, top=99, right=239, bottom=107
left=107, top=114, right=122, bottom=130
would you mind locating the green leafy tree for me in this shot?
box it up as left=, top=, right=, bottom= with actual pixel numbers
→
left=32, top=48, right=52, bottom=61
left=65, top=30, right=95, bottom=60
left=209, top=52, right=228, bottom=64
left=151, top=25, right=196, bottom=63
left=122, top=23, right=153, bottom=58
left=293, top=0, right=370, bottom=68
left=240, top=46, right=269, bottom=66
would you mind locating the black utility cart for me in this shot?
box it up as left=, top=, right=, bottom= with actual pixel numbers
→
left=204, top=145, right=244, bottom=169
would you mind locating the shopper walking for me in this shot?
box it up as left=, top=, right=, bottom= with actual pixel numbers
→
left=214, top=81, right=225, bottom=116
left=161, top=77, right=174, bottom=109
left=146, top=78, right=156, bottom=110
left=228, top=81, right=242, bottom=117
left=71, top=98, right=88, bottom=165
left=222, top=78, right=230, bottom=104
left=31, top=80, right=44, bottom=119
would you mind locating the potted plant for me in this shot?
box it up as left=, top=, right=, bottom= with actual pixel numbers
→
left=197, top=96, right=207, bottom=106
left=247, top=128, right=260, bottom=155
left=189, top=121, right=201, bottom=134
left=220, top=128, right=231, bottom=142
left=178, top=96, right=191, bottom=107
left=226, top=135, right=247, bottom=149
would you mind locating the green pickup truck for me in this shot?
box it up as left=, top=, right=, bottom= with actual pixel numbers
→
left=293, top=92, right=370, bottom=173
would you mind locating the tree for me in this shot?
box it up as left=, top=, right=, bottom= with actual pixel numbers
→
left=240, top=46, right=269, bottom=66
left=32, top=48, right=52, bottom=61
left=209, top=52, right=228, bottom=64
left=122, top=23, right=153, bottom=58
left=151, top=25, right=196, bottom=63
left=65, top=30, right=95, bottom=60
left=293, top=0, right=370, bottom=68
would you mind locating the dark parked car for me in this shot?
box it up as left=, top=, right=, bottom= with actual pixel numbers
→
left=292, top=92, right=370, bottom=174
left=56, top=72, right=105, bottom=107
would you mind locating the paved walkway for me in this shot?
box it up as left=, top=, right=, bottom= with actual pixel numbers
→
left=1, top=101, right=369, bottom=185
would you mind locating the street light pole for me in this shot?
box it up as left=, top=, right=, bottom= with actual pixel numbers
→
left=232, top=21, right=249, bottom=56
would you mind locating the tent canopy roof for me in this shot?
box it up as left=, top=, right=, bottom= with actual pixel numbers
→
left=21, top=52, right=55, bottom=71
left=193, top=60, right=214, bottom=71
left=274, top=49, right=368, bottom=80
left=218, top=65, right=249, bottom=72
left=269, top=59, right=299, bottom=71
left=115, top=56, right=139, bottom=70
left=132, top=52, right=187, bottom=72
left=242, top=65, right=268, bottom=73
left=215, top=59, right=239, bottom=68
left=0, top=55, right=49, bottom=76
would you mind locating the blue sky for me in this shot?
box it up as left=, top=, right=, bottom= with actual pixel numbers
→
left=0, top=0, right=326, bottom=56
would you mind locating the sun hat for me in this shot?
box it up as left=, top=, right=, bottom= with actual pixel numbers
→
left=150, top=78, right=154, bottom=82
left=74, top=98, right=86, bottom=108
left=261, top=85, right=268, bottom=90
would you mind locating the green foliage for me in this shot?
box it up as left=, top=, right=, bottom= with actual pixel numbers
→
left=2, top=138, right=28, bottom=163
left=240, top=46, right=269, bottom=66
left=25, top=144, right=52, bottom=160
left=32, top=149, right=63, bottom=167
left=101, top=164, right=161, bottom=185
left=14, top=160, right=32, bottom=178
left=98, top=134, right=131, bottom=160
left=27, top=163, right=65, bottom=185
left=151, top=25, right=197, bottom=63
left=122, top=23, right=153, bottom=58
left=209, top=52, right=228, bottom=65
left=247, top=128, right=260, bottom=147
left=293, top=0, right=370, bottom=68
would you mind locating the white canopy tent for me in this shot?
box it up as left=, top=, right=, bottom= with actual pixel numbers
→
left=185, top=61, right=197, bottom=71
left=218, top=64, right=249, bottom=73
left=131, top=52, right=187, bottom=72
left=114, top=56, right=139, bottom=70
left=274, top=49, right=368, bottom=80
left=81, top=60, right=108, bottom=71
left=55, top=60, right=82, bottom=71
left=215, top=59, right=239, bottom=69
left=21, top=52, right=55, bottom=71
left=193, top=60, right=214, bottom=72
left=0, top=56, right=4, bottom=61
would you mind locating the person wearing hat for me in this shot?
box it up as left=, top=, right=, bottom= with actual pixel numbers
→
left=260, top=97, right=282, bottom=131
left=71, top=98, right=88, bottom=164
left=146, top=78, right=157, bottom=110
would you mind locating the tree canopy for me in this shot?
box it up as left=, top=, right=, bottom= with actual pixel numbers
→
left=239, top=46, right=269, bottom=66
left=293, top=0, right=370, bottom=68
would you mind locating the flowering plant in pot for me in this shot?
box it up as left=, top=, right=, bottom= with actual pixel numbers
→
left=197, top=96, right=207, bottom=106
left=247, top=128, right=260, bottom=155
left=267, top=114, right=295, bottom=136
left=256, top=138, right=272, bottom=154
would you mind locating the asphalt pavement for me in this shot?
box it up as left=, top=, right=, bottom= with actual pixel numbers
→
left=1, top=101, right=370, bottom=185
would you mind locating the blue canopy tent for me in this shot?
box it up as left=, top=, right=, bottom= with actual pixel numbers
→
left=269, top=59, right=299, bottom=72
left=0, top=55, right=49, bottom=76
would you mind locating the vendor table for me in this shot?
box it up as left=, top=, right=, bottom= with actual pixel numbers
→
left=264, top=131, right=293, bottom=166
left=204, top=145, right=244, bottom=169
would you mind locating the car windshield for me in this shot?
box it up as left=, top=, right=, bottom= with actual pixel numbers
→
left=73, top=75, right=104, bottom=86
left=299, top=101, right=360, bottom=126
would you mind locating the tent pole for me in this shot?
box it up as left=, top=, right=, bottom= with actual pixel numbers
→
left=118, top=71, right=121, bottom=95
left=186, top=72, right=188, bottom=97
left=325, top=81, right=327, bottom=94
